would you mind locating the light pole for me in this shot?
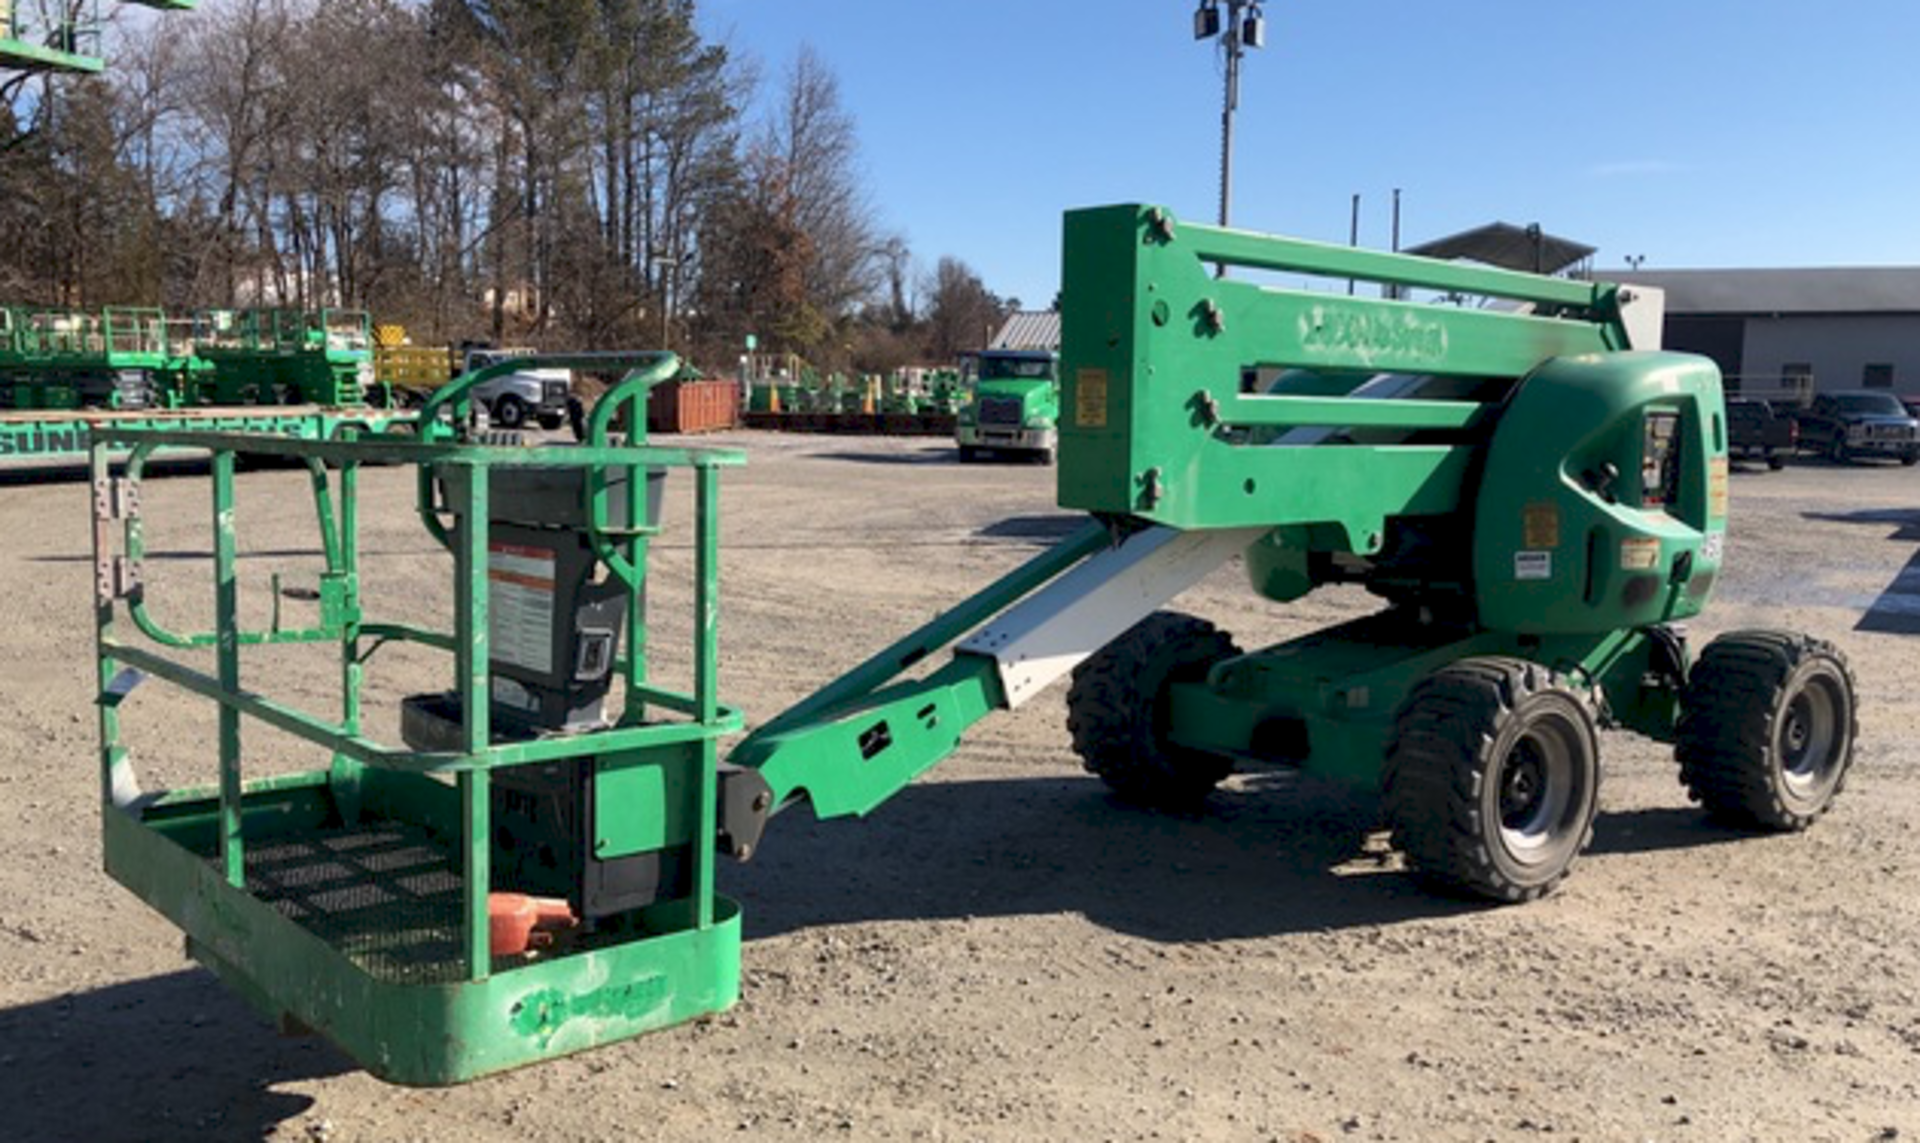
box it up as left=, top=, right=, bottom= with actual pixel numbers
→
left=650, top=252, right=682, bottom=351
left=1193, top=0, right=1266, bottom=230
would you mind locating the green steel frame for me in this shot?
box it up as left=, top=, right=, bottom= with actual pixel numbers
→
left=190, top=307, right=374, bottom=407
left=0, top=407, right=403, bottom=462
left=0, top=305, right=186, bottom=410
left=0, top=0, right=196, bottom=74
left=90, top=353, right=746, bottom=1083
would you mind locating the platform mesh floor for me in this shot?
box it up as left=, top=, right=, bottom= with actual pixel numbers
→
left=224, top=823, right=468, bottom=985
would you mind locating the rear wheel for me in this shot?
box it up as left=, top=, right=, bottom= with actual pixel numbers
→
left=1676, top=631, right=1856, bottom=830
left=1767, top=450, right=1787, bottom=470
left=957, top=444, right=980, bottom=463
left=1828, top=435, right=1849, bottom=463
left=1066, top=612, right=1241, bottom=808
left=1384, top=658, right=1600, bottom=903
left=492, top=394, right=529, bottom=429
left=538, top=413, right=565, bottom=431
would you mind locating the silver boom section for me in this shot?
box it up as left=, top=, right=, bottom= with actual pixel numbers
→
left=956, top=525, right=1267, bottom=709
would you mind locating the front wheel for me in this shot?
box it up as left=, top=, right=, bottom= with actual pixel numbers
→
left=1675, top=631, right=1856, bottom=830
left=1066, top=612, right=1241, bottom=809
left=1902, top=449, right=1919, bottom=467
left=1384, top=658, right=1600, bottom=903
left=1828, top=435, right=1850, bottom=463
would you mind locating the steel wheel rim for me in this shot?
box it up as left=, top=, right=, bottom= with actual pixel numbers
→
left=1779, top=677, right=1841, bottom=795
left=1497, top=720, right=1581, bottom=863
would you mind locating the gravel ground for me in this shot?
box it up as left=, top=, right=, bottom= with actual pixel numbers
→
left=0, top=433, right=1916, bottom=1143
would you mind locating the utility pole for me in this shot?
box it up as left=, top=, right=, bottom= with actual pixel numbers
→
left=1193, top=1, right=1266, bottom=230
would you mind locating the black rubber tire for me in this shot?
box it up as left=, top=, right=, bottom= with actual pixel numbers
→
left=1902, top=450, right=1919, bottom=467
left=1066, top=611, right=1241, bottom=808
left=567, top=395, right=589, bottom=441
left=957, top=445, right=980, bottom=463
left=1767, top=451, right=1787, bottom=470
left=1675, top=630, right=1857, bottom=830
left=1828, top=435, right=1849, bottom=464
left=492, top=394, right=529, bottom=429
left=1384, top=658, right=1601, bottom=903
left=538, top=413, right=565, bottom=431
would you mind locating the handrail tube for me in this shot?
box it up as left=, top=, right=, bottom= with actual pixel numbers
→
left=104, top=640, right=743, bottom=774
left=1178, top=214, right=1614, bottom=311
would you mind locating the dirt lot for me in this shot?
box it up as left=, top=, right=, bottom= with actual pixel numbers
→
left=1, top=433, right=1917, bottom=1142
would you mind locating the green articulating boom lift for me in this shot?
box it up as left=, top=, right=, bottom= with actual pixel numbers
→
left=0, top=0, right=196, bottom=74
left=86, top=205, right=1857, bottom=1084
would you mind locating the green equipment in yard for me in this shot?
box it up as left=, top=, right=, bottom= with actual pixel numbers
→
left=190, top=307, right=375, bottom=406
left=89, top=206, right=1856, bottom=1084
left=955, top=348, right=1061, bottom=463
left=0, top=0, right=196, bottom=74
left=0, top=305, right=188, bottom=410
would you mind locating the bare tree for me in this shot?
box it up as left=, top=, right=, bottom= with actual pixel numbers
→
left=922, top=255, right=1005, bottom=361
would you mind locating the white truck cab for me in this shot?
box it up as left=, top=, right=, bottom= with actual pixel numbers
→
left=463, top=347, right=573, bottom=430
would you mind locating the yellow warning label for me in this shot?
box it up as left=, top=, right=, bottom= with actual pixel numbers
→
left=1076, top=368, right=1109, bottom=428
left=1708, top=456, right=1730, bottom=520
left=1620, top=536, right=1661, bottom=571
left=1522, top=502, right=1561, bottom=549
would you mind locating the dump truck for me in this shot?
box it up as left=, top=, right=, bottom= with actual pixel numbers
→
left=84, top=204, right=1855, bottom=1084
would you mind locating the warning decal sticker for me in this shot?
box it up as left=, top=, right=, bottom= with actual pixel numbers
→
left=1076, top=368, right=1109, bottom=428
left=1708, top=456, right=1730, bottom=520
left=1620, top=537, right=1661, bottom=571
left=1522, top=502, right=1561, bottom=549
left=1514, top=551, right=1552, bottom=580
left=489, top=542, right=555, bottom=674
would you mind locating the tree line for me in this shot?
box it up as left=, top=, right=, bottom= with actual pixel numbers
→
left=0, top=0, right=1018, bottom=373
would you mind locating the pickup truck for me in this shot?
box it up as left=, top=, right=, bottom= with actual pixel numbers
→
left=1793, top=390, right=1920, bottom=465
left=1726, top=398, right=1796, bottom=470
left=462, top=347, right=572, bottom=430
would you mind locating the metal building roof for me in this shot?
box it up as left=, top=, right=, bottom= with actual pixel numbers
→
left=989, top=310, right=1061, bottom=351
left=1404, top=223, right=1596, bottom=276
left=1594, top=267, right=1920, bottom=316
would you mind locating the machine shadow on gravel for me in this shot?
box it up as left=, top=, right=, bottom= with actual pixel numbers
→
left=809, top=447, right=953, bottom=466
left=1801, top=508, right=1920, bottom=635
left=725, top=773, right=1487, bottom=943
left=0, top=969, right=347, bottom=1142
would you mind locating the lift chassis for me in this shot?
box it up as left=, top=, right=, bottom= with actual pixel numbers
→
left=88, top=207, right=1857, bottom=1083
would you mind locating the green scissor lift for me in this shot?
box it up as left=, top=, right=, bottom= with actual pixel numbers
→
left=189, top=307, right=375, bottom=406
left=0, top=304, right=186, bottom=410
left=89, top=206, right=1857, bottom=1084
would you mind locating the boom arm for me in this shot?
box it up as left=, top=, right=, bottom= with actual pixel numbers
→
left=718, top=522, right=1262, bottom=858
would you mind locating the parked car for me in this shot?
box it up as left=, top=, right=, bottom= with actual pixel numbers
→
left=1793, top=390, right=1920, bottom=465
left=1726, top=397, right=1796, bottom=470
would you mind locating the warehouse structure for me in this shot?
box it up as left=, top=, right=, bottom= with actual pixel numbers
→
left=1602, top=266, right=1920, bottom=397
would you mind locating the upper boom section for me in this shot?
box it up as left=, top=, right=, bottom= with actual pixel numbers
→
left=1055, top=204, right=1646, bottom=540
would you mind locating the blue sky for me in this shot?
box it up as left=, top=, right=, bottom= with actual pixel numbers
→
left=700, top=0, right=1920, bottom=309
